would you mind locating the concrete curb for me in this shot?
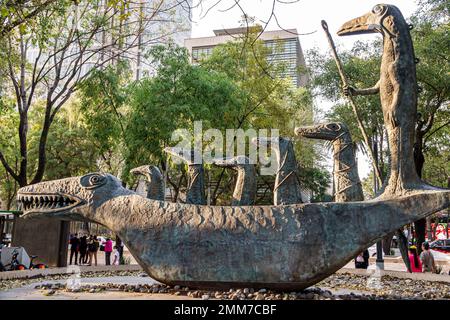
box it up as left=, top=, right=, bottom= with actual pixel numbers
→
left=2, top=264, right=449, bottom=283
left=368, top=256, right=449, bottom=265
left=338, top=267, right=450, bottom=283
left=0, top=264, right=142, bottom=280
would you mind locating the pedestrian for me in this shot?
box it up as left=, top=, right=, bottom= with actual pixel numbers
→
left=79, top=235, right=88, bottom=265
left=420, top=242, right=436, bottom=273
left=69, top=234, right=79, bottom=265
left=112, top=246, right=120, bottom=266
left=87, top=235, right=94, bottom=266
left=354, top=249, right=369, bottom=269
left=362, top=249, right=369, bottom=269
left=116, top=237, right=124, bottom=265
left=104, top=237, right=113, bottom=265
left=408, top=246, right=422, bottom=273
left=94, top=236, right=100, bottom=265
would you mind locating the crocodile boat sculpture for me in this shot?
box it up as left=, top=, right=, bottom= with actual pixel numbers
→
left=16, top=4, right=450, bottom=290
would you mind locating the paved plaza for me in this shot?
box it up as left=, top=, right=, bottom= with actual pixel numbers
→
left=1, top=252, right=449, bottom=300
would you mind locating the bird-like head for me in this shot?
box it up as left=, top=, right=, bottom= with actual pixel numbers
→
left=337, top=4, right=407, bottom=37
left=130, top=165, right=163, bottom=183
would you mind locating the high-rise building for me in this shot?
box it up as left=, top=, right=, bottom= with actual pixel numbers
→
left=132, top=0, right=193, bottom=80
left=184, top=26, right=308, bottom=87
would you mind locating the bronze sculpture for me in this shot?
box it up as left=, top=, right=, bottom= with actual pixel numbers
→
left=15, top=4, right=450, bottom=290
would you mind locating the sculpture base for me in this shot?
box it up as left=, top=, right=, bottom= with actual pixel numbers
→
left=12, top=218, right=69, bottom=267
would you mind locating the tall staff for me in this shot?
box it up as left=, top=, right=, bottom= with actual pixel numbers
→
left=321, top=20, right=383, bottom=187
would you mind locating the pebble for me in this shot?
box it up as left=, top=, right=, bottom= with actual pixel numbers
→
left=3, top=269, right=449, bottom=301
left=43, top=289, right=55, bottom=296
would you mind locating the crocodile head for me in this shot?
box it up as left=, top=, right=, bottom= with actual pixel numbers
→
left=16, top=173, right=131, bottom=221
left=337, top=4, right=405, bottom=36
left=294, top=122, right=348, bottom=141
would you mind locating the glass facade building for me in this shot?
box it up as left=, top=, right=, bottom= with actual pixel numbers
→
left=186, top=28, right=308, bottom=87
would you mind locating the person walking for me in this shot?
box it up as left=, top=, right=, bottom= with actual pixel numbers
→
left=116, top=236, right=124, bottom=265
left=69, top=234, right=80, bottom=265
left=87, top=235, right=94, bottom=266
left=104, top=237, right=113, bottom=265
left=78, top=235, right=88, bottom=265
left=408, top=246, right=422, bottom=273
left=420, top=242, right=436, bottom=273
left=93, top=235, right=100, bottom=265
left=87, top=235, right=100, bottom=266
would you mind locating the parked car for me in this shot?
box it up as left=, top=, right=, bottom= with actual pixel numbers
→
left=429, top=239, right=450, bottom=254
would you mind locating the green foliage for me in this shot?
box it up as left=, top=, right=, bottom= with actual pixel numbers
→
left=201, top=32, right=308, bottom=135
left=307, top=40, right=384, bottom=146
left=78, top=61, right=130, bottom=156
left=27, top=101, right=100, bottom=180
left=202, top=32, right=330, bottom=198
left=124, top=44, right=243, bottom=181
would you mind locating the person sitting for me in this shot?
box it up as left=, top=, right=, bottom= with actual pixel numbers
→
left=420, top=242, right=436, bottom=273
left=354, top=250, right=369, bottom=269
left=408, top=245, right=422, bottom=273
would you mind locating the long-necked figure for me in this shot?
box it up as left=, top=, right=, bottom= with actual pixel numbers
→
left=164, top=147, right=206, bottom=205
left=130, top=165, right=165, bottom=201
left=295, top=123, right=363, bottom=202
left=252, top=137, right=303, bottom=205
left=213, top=155, right=257, bottom=206
left=296, top=122, right=411, bottom=271
left=337, top=4, right=429, bottom=197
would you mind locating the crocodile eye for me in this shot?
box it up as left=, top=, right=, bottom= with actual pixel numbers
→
left=80, top=173, right=106, bottom=189
left=372, top=5, right=384, bottom=14
left=326, top=123, right=341, bottom=131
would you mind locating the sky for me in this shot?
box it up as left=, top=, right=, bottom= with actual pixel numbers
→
left=191, top=0, right=418, bottom=52
left=190, top=0, right=420, bottom=180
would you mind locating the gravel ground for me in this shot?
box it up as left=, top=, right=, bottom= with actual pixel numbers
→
left=0, top=270, right=142, bottom=292
left=1, top=271, right=449, bottom=300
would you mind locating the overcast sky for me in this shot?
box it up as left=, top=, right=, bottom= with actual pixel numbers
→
left=191, top=0, right=420, bottom=180
left=191, top=0, right=418, bottom=52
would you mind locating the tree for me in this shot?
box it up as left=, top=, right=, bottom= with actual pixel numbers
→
left=77, top=60, right=131, bottom=177
left=201, top=30, right=329, bottom=202
left=0, top=0, right=61, bottom=37
left=123, top=44, right=244, bottom=200
left=0, top=0, right=183, bottom=188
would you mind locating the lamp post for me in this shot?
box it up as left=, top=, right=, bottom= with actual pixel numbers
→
left=373, top=139, right=384, bottom=268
